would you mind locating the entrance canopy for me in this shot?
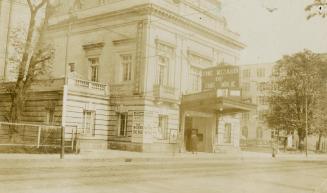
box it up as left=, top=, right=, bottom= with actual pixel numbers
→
left=181, top=89, right=256, bottom=114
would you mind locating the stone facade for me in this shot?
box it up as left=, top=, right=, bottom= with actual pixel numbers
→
left=239, top=63, right=276, bottom=146
left=0, top=0, right=252, bottom=152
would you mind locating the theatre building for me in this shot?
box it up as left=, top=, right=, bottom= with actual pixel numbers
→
left=0, top=0, right=255, bottom=152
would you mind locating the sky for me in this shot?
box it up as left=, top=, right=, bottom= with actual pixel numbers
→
left=221, top=0, right=327, bottom=65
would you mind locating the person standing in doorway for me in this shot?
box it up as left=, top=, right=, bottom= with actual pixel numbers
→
left=191, top=129, right=198, bottom=154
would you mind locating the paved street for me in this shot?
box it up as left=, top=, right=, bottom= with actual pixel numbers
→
left=0, top=152, right=327, bottom=193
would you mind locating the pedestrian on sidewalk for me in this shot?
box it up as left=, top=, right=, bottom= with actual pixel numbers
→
left=299, top=139, right=304, bottom=153
left=191, top=129, right=198, bottom=154
left=283, top=137, right=287, bottom=152
left=272, top=139, right=278, bottom=158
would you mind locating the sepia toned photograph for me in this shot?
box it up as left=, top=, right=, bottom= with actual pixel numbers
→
left=0, top=0, right=326, bottom=192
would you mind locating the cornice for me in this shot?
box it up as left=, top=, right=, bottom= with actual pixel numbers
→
left=181, top=0, right=223, bottom=22
left=135, top=4, right=244, bottom=49
left=113, top=38, right=136, bottom=46
left=49, top=3, right=245, bottom=49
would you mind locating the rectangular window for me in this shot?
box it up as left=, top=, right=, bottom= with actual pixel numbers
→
left=158, top=55, right=169, bottom=86
left=242, top=69, right=251, bottom=78
left=242, top=82, right=250, bottom=92
left=118, top=113, right=128, bottom=136
left=242, top=112, right=249, bottom=121
left=242, top=126, right=248, bottom=138
left=272, top=66, right=279, bottom=76
left=272, top=82, right=279, bottom=91
left=121, top=54, right=132, bottom=81
left=156, top=42, right=174, bottom=86
left=83, top=111, right=95, bottom=135
left=224, top=123, right=232, bottom=143
left=88, top=58, right=99, bottom=82
left=190, top=66, right=202, bottom=92
left=69, top=63, right=75, bottom=72
left=257, top=68, right=265, bottom=77
left=257, top=82, right=266, bottom=92
left=158, top=115, right=169, bottom=140
left=91, top=66, right=98, bottom=82
left=257, top=96, right=268, bottom=105
left=258, top=110, right=267, bottom=121
left=256, top=127, right=263, bottom=139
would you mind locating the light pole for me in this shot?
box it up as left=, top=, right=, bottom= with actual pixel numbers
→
left=64, top=11, right=76, bottom=84
left=61, top=10, right=77, bottom=159
left=305, top=92, right=308, bottom=157
left=3, top=0, right=14, bottom=81
left=304, top=69, right=312, bottom=158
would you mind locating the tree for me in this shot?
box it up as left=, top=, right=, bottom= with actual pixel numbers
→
left=305, top=0, right=327, bottom=19
left=313, top=96, right=327, bottom=151
left=312, top=76, right=327, bottom=151
left=6, top=0, right=55, bottom=139
left=266, top=50, right=327, bottom=148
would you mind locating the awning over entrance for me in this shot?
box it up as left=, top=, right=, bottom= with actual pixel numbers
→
left=181, top=89, right=256, bottom=114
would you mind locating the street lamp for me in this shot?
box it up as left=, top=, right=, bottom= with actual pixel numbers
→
left=305, top=82, right=308, bottom=157
left=304, top=69, right=314, bottom=158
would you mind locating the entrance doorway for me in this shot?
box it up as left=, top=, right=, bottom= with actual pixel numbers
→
left=184, top=117, right=193, bottom=152
left=183, top=115, right=215, bottom=152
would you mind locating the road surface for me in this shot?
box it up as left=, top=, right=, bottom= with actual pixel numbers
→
left=0, top=155, right=326, bottom=193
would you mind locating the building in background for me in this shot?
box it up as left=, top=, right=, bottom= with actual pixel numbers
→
left=0, top=0, right=256, bottom=152
left=239, top=63, right=276, bottom=147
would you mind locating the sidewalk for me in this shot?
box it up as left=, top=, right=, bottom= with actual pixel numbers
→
left=0, top=150, right=326, bottom=162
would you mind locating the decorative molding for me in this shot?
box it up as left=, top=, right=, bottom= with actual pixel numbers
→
left=49, top=4, right=244, bottom=49
left=187, top=50, right=213, bottom=61
left=82, top=42, right=105, bottom=57
left=155, top=39, right=176, bottom=49
left=82, top=42, right=105, bottom=50
left=140, top=4, right=245, bottom=49
left=112, top=38, right=136, bottom=46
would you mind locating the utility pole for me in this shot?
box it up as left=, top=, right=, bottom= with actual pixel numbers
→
left=305, top=90, right=308, bottom=157
left=64, top=11, right=77, bottom=84
left=64, top=18, right=72, bottom=84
